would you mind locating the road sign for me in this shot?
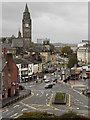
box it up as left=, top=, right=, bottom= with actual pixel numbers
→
left=56, top=86, right=58, bottom=90
left=29, top=86, right=31, bottom=88
left=34, top=81, right=36, bottom=84
left=74, top=100, right=76, bottom=104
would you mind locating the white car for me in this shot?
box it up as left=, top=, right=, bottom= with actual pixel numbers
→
left=45, top=80, right=50, bottom=83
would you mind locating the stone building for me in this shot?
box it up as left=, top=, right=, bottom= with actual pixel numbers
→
left=22, top=4, right=32, bottom=49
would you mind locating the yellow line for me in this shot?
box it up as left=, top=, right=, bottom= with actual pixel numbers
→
left=69, top=94, right=70, bottom=107
left=49, top=94, right=53, bottom=106
left=0, top=92, right=34, bottom=113
left=26, top=104, right=37, bottom=110
left=21, top=92, right=34, bottom=102
left=14, top=113, right=23, bottom=118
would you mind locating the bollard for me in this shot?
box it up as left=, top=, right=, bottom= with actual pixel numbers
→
left=70, top=106, right=72, bottom=111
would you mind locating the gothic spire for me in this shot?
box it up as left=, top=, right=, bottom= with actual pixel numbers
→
left=18, top=28, right=21, bottom=38
left=25, top=3, right=29, bottom=12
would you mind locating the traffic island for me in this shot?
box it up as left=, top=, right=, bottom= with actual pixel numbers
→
left=52, top=92, right=67, bottom=105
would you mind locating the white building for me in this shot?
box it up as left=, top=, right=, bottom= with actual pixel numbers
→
left=77, top=40, right=90, bottom=64
left=13, top=58, right=33, bottom=82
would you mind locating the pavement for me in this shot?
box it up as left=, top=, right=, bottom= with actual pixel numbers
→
left=2, top=89, right=31, bottom=108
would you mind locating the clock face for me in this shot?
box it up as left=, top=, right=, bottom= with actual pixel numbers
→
left=25, top=24, right=29, bottom=27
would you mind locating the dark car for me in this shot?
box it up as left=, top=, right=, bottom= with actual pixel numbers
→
left=44, top=83, right=53, bottom=89
left=82, top=88, right=90, bottom=97
left=19, top=85, right=25, bottom=90
left=52, top=79, right=57, bottom=83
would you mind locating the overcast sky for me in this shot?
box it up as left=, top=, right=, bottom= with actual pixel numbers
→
left=1, top=2, right=88, bottom=43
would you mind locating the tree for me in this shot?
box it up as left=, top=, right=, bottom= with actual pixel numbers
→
left=67, top=53, right=78, bottom=68
left=60, top=46, right=73, bottom=56
left=2, top=38, right=6, bottom=43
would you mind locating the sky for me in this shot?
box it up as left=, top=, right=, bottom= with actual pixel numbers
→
left=0, top=2, right=88, bottom=43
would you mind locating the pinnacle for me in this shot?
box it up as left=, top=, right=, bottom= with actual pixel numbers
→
left=25, top=3, right=29, bottom=12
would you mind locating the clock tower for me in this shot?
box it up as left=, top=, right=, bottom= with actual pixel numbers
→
left=22, top=4, right=32, bottom=49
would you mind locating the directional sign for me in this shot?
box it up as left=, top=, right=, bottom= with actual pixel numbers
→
left=74, top=100, right=76, bottom=104
left=56, top=86, right=58, bottom=90
left=29, top=86, right=31, bottom=88
left=34, top=82, right=36, bottom=84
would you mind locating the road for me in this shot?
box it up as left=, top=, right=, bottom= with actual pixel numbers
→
left=1, top=73, right=89, bottom=119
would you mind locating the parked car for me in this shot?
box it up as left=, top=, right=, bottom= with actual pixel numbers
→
left=83, top=75, right=88, bottom=80
left=44, top=83, right=53, bottom=89
left=82, top=88, right=90, bottom=97
left=45, top=80, right=50, bottom=83
left=52, top=78, right=57, bottom=82
left=19, top=85, right=25, bottom=90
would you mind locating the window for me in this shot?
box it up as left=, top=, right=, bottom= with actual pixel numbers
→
left=8, top=73, right=11, bottom=77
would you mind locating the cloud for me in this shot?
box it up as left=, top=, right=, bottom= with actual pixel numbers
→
left=1, top=2, right=88, bottom=43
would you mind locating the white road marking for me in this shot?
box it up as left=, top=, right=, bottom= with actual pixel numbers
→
left=73, top=89, right=81, bottom=94
left=36, top=93, right=39, bottom=96
left=6, top=111, right=14, bottom=116
left=21, top=108, right=27, bottom=111
left=10, top=113, right=18, bottom=118
left=46, top=94, right=48, bottom=97
left=3, top=109, right=8, bottom=113
left=13, top=105, right=20, bottom=108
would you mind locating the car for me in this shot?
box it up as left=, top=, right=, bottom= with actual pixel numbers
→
left=51, top=82, right=56, bottom=85
left=82, top=88, right=90, bottom=97
left=52, top=78, right=57, bottom=82
left=83, top=75, right=88, bottom=80
left=19, top=85, right=25, bottom=90
left=45, top=80, right=50, bottom=83
left=44, top=83, right=53, bottom=89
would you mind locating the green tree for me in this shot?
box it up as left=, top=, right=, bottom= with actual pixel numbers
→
left=67, top=53, right=78, bottom=68
left=60, top=46, right=73, bottom=55
left=2, top=38, right=6, bottom=43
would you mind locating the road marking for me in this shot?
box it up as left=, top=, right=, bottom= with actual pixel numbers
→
left=26, top=104, right=37, bottom=110
left=73, top=89, right=81, bottom=94
left=36, top=93, right=39, bottom=96
left=69, top=94, right=70, bottom=107
left=77, top=108, right=79, bottom=109
left=14, top=113, right=23, bottom=118
left=49, top=94, right=53, bottom=106
left=2, top=109, right=8, bottom=113
left=10, top=113, right=18, bottom=118
left=46, top=94, right=48, bottom=97
left=0, top=92, right=34, bottom=113
left=13, top=105, right=20, bottom=108
left=21, top=108, right=27, bottom=111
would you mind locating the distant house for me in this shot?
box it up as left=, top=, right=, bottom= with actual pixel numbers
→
left=2, top=54, right=18, bottom=100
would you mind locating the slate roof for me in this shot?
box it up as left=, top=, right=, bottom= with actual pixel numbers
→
left=13, top=58, right=32, bottom=65
left=12, top=38, right=23, bottom=48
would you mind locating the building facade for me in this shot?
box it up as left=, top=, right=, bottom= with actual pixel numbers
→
left=2, top=54, right=18, bottom=100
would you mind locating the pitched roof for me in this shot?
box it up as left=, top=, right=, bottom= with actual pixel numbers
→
left=12, top=38, right=23, bottom=48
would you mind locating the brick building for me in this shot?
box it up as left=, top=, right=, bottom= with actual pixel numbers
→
left=2, top=54, right=19, bottom=100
